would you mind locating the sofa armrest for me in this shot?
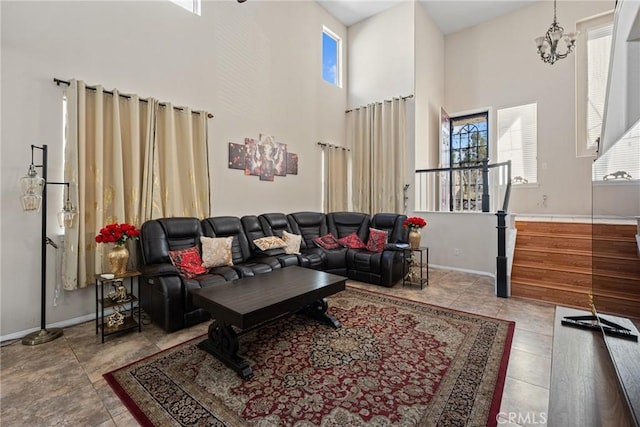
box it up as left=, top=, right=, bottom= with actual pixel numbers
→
left=139, top=263, right=178, bottom=277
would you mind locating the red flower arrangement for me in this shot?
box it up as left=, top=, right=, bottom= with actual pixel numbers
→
left=95, top=222, right=140, bottom=247
left=403, top=216, right=427, bottom=230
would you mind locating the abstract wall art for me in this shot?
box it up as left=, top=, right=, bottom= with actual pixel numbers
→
left=228, top=134, right=298, bottom=182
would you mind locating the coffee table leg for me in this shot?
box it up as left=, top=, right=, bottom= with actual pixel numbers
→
left=198, top=320, right=254, bottom=380
left=300, top=298, right=341, bottom=328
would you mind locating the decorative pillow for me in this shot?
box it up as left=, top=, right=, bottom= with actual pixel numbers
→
left=366, top=228, right=388, bottom=253
left=168, top=246, right=207, bottom=278
left=201, top=236, right=234, bottom=268
left=253, top=236, right=287, bottom=251
left=338, top=233, right=366, bottom=249
left=282, top=230, right=302, bottom=255
left=313, top=233, right=341, bottom=250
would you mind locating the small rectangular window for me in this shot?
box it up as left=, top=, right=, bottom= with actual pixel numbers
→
left=592, top=120, right=640, bottom=182
left=322, top=27, right=341, bottom=87
left=497, top=103, right=538, bottom=184
left=169, top=0, right=201, bottom=16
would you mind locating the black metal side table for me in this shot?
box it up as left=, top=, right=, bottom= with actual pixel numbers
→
left=402, top=247, right=429, bottom=289
left=95, top=271, right=141, bottom=343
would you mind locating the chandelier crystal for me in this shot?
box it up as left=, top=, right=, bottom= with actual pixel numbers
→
left=534, top=0, right=578, bottom=65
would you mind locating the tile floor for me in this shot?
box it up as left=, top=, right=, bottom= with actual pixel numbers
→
left=0, top=268, right=556, bottom=426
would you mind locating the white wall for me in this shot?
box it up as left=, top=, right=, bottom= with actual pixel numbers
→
left=347, top=2, right=414, bottom=109
left=414, top=2, right=444, bottom=172
left=444, top=0, right=613, bottom=216
left=421, top=212, right=497, bottom=274
left=0, top=0, right=347, bottom=337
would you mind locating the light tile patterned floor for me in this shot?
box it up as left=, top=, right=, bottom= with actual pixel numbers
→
left=0, top=268, right=554, bottom=426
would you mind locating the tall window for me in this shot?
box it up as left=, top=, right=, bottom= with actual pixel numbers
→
left=576, top=11, right=614, bottom=157
left=497, top=103, right=538, bottom=184
left=168, top=0, right=201, bottom=15
left=449, top=112, right=488, bottom=210
left=322, top=27, right=341, bottom=87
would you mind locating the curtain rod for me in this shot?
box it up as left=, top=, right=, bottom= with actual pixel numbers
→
left=53, top=78, right=213, bottom=118
left=345, top=94, right=414, bottom=114
left=317, top=141, right=350, bottom=151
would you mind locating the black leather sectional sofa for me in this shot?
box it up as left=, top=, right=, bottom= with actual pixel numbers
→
left=138, top=211, right=408, bottom=332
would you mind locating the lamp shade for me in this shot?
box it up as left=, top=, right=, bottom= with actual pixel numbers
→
left=20, top=164, right=45, bottom=211
left=57, top=200, right=77, bottom=228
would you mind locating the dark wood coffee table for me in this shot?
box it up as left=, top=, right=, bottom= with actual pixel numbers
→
left=190, top=266, right=346, bottom=379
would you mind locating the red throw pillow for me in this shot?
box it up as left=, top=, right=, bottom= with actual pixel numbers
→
left=338, top=232, right=366, bottom=249
left=169, top=246, right=207, bottom=279
left=313, top=233, right=341, bottom=250
left=366, top=228, right=388, bottom=253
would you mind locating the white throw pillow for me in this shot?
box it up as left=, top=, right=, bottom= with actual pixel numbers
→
left=282, top=230, right=302, bottom=255
left=201, top=236, right=234, bottom=268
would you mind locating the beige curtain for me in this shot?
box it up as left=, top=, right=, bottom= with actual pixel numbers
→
left=348, top=98, right=407, bottom=215
left=323, top=144, right=349, bottom=212
left=63, top=80, right=210, bottom=288
left=64, top=80, right=155, bottom=288
left=349, top=105, right=372, bottom=214
left=153, top=104, right=210, bottom=218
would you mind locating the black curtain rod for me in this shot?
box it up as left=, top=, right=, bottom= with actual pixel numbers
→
left=317, top=141, right=350, bottom=151
left=345, top=94, right=414, bottom=114
left=53, top=78, right=213, bottom=118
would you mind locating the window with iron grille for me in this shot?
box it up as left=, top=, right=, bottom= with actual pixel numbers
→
left=449, top=112, right=488, bottom=210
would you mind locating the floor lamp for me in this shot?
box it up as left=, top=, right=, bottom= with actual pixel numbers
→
left=20, top=144, right=77, bottom=346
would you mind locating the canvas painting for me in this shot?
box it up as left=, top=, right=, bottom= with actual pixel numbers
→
left=244, top=138, right=261, bottom=176
left=228, top=143, right=245, bottom=170
left=287, top=152, right=298, bottom=175
left=231, top=134, right=299, bottom=181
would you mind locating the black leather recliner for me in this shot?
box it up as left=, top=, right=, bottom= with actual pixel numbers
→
left=139, top=217, right=236, bottom=332
left=287, top=211, right=344, bottom=273
left=346, top=213, right=408, bottom=287
left=241, top=215, right=299, bottom=267
left=201, top=216, right=282, bottom=277
left=258, top=212, right=313, bottom=268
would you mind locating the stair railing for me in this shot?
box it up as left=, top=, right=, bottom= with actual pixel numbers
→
left=414, top=160, right=512, bottom=297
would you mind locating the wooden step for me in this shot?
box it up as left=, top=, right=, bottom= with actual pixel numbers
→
left=592, top=294, right=640, bottom=319
left=514, top=248, right=592, bottom=270
left=511, top=265, right=591, bottom=290
left=511, top=281, right=591, bottom=309
left=593, top=274, right=640, bottom=299
left=515, top=233, right=592, bottom=252
left=593, top=237, right=639, bottom=258
left=516, top=221, right=592, bottom=236
left=592, top=223, right=637, bottom=239
left=593, top=256, right=640, bottom=277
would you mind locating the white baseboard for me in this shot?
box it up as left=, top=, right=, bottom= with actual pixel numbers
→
left=0, top=310, right=116, bottom=344
left=429, top=263, right=495, bottom=278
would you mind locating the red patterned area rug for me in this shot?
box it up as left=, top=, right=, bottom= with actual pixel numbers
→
left=105, top=288, right=514, bottom=426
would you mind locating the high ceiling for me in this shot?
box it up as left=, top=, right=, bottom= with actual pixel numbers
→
left=316, top=0, right=540, bottom=34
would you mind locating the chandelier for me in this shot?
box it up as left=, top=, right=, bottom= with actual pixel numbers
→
left=534, top=0, right=578, bottom=65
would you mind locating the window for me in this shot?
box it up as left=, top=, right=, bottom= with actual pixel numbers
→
left=576, top=11, right=614, bottom=157
left=592, top=120, right=640, bottom=182
left=497, top=103, right=537, bottom=184
left=450, top=112, right=488, bottom=167
left=448, top=112, right=488, bottom=211
left=322, top=27, right=341, bottom=87
left=168, top=0, right=201, bottom=15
